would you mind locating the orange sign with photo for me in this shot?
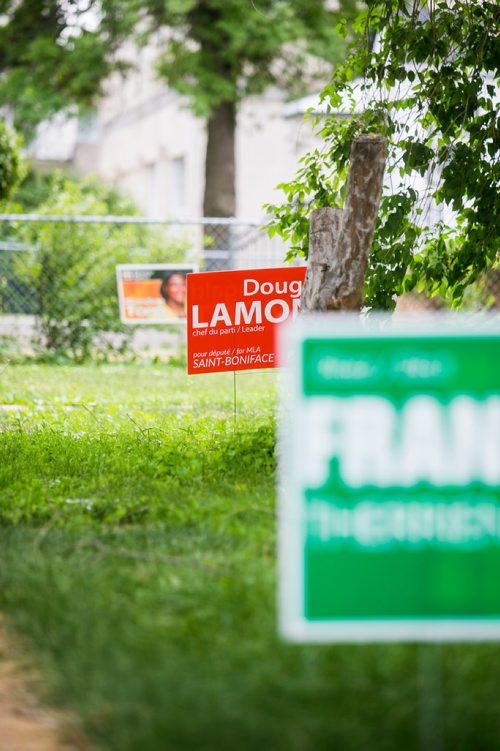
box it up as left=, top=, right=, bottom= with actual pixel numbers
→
left=116, top=264, right=197, bottom=324
left=187, top=266, right=306, bottom=374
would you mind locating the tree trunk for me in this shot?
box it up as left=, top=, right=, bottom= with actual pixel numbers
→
left=302, top=134, right=386, bottom=311
left=301, top=208, right=343, bottom=311
left=203, top=100, right=236, bottom=269
left=203, top=100, right=236, bottom=218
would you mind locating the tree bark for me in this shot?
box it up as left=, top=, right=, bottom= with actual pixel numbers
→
left=302, top=134, right=386, bottom=312
left=203, top=99, right=236, bottom=216
left=301, top=208, right=343, bottom=311
left=203, top=100, right=236, bottom=269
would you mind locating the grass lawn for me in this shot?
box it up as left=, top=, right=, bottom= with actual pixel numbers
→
left=1, top=362, right=499, bottom=750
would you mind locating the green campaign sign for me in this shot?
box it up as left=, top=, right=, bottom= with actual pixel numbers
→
left=279, top=316, right=500, bottom=642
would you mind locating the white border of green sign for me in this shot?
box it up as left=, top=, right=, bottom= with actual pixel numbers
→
left=278, top=314, right=500, bottom=643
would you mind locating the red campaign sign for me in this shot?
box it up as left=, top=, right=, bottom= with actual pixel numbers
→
left=187, top=266, right=306, bottom=374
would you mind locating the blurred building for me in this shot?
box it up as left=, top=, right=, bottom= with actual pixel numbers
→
left=28, top=42, right=319, bottom=222
left=29, top=36, right=488, bottom=230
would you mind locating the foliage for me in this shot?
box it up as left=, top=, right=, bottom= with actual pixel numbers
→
left=7, top=166, right=55, bottom=210
left=0, top=0, right=136, bottom=136
left=4, top=165, right=139, bottom=214
left=150, top=0, right=360, bottom=117
left=13, top=176, right=188, bottom=361
left=266, top=0, right=499, bottom=310
left=1, top=363, right=500, bottom=750
left=148, top=0, right=362, bottom=218
left=0, top=1, right=362, bottom=221
left=0, top=169, right=68, bottom=317
left=0, top=0, right=361, bottom=131
left=0, top=119, right=23, bottom=200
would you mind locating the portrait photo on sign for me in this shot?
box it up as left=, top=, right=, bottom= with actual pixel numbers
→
left=116, top=264, right=197, bottom=324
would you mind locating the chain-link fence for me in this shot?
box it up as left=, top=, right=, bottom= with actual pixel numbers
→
left=0, top=212, right=498, bottom=360
left=0, top=214, right=291, bottom=358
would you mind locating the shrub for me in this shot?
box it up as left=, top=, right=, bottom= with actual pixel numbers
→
left=0, top=120, right=23, bottom=201
left=18, top=177, right=189, bottom=361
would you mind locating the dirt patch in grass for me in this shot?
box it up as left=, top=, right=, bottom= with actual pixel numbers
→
left=0, top=616, right=90, bottom=751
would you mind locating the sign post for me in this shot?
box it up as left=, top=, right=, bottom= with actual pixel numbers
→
left=279, top=315, right=500, bottom=642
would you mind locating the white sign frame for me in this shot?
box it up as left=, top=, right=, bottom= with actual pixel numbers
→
left=116, top=263, right=198, bottom=325
left=278, top=313, right=500, bottom=643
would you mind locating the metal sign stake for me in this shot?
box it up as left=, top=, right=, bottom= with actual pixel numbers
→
left=233, top=370, right=237, bottom=425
